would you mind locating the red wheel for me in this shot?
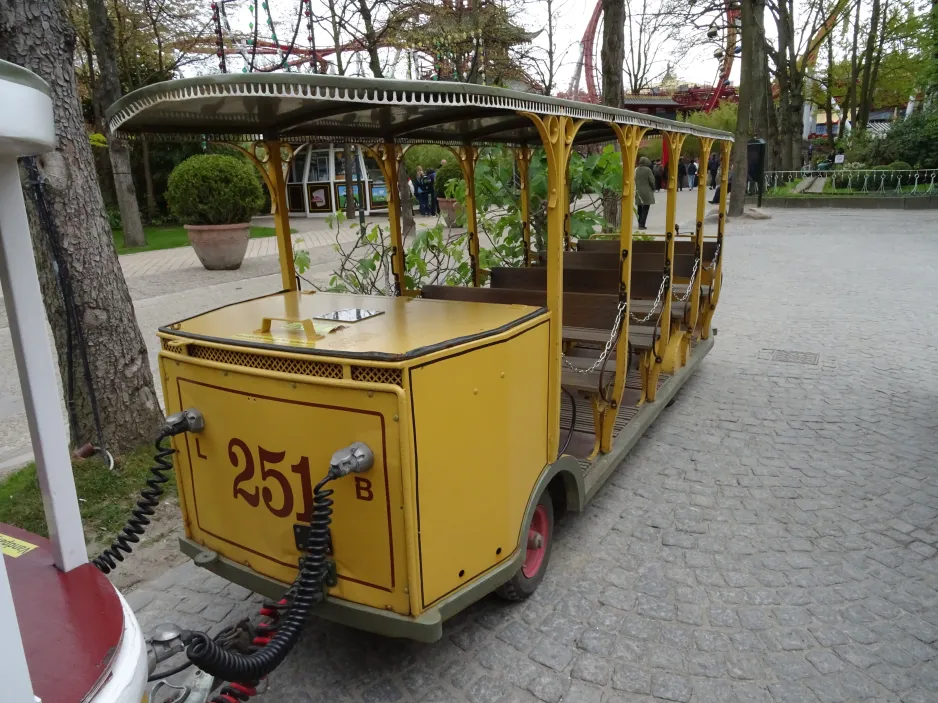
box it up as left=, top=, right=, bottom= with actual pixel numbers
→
left=497, top=490, right=554, bottom=601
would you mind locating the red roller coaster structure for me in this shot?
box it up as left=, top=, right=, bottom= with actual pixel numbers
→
left=569, top=0, right=739, bottom=113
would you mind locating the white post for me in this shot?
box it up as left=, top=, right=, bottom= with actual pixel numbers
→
left=0, top=155, right=88, bottom=572
left=0, top=552, right=35, bottom=703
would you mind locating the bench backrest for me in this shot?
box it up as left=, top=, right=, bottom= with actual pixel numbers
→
left=489, top=267, right=665, bottom=299
left=422, top=285, right=621, bottom=330
left=577, top=238, right=717, bottom=258
left=574, top=239, right=716, bottom=279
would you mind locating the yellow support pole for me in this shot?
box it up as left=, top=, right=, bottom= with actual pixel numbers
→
left=453, top=146, right=481, bottom=286
left=520, top=112, right=583, bottom=461
left=515, top=146, right=533, bottom=266
left=362, top=143, right=408, bottom=296
left=689, top=137, right=714, bottom=337
left=265, top=140, right=298, bottom=292
left=646, top=131, right=686, bottom=395
left=601, top=123, right=646, bottom=453
left=702, top=139, right=731, bottom=337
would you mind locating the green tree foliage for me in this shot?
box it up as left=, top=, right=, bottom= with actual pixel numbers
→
left=435, top=161, right=466, bottom=198
left=681, top=103, right=738, bottom=158
left=881, top=107, right=938, bottom=168
left=403, top=145, right=452, bottom=178
left=166, top=155, right=264, bottom=225
left=841, top=107, right=938, bottom=168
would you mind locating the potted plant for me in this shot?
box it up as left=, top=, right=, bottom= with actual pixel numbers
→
left=434, top=161, right=465, bottom=227
left=166, top=154, right=264, bottom=270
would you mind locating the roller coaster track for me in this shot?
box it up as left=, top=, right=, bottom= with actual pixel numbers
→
left=569, top=0, right=738, bottom=113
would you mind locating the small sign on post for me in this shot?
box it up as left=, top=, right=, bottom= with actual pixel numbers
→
left=834, top=154, right=845, bottom=165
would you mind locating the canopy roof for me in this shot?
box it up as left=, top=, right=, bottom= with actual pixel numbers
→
left=107, top=74, right=733, bottom=147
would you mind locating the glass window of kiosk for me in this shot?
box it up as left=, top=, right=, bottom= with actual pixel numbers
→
left=334, top=148, right=360, bottom=180
left=288, top=148, right=308, bottom=183
left=309, top=150, right=330, bottom=182
left=363, top=154, right=384, bottom=184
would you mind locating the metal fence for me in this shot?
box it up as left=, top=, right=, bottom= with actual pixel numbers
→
left=762, top=169, right=938, bottom=196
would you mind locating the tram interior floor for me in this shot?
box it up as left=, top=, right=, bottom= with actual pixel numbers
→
left=560, top=358, right=670, bottom=464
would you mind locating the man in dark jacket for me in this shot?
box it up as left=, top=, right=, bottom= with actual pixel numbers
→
left=687, top=158, right=699, bottom=189
left=708, top=153, right=719, bottom=190
left=677, top=158, right=687, bottom=191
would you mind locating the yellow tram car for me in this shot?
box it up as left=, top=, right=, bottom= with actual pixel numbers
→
left=108, top=75, right=732, bottom=642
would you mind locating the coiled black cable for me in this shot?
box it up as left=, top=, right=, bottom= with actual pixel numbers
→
left=186, top=473, right=337, bottom=681
left=93, top=428, right=175, bottom=573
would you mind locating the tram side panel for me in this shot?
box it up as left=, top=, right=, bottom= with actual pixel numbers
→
left=408, top=320, right=550, bottom=610
left=158, top=351, right=412, bottom=616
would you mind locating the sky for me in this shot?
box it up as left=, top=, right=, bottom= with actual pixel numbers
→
left=212, top=0, right=740, bottom=94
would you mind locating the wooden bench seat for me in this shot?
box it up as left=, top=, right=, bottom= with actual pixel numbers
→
left=422, top=285, right=662, bottom=396
left=488, top=267, right=682, bottom=320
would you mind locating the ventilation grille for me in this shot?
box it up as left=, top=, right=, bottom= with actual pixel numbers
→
left=161, top=338, right=403, bottom=386
left=188, top=344, right=344, bottom=379
left=351, top=366, right=403, bottom=386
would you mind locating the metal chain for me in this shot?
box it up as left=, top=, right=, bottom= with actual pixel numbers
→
left=629, top=273, right=669, bottom=323
left=706, top=241, right=721, bottom=271
left=672, top=257, right=699, bottom=303
left=562, top=299, right=627, bottom=374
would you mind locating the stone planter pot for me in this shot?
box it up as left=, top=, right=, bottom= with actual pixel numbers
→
left=184, top=223, right=250, bottom=270
left=437, top=197, right=463, bottom=228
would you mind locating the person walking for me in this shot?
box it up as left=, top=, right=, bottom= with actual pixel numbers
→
left=635, top=156, right=655, bottom=230
left=708, top=153, right=719, bottom=190
left=426, top=167, right=438, bottom=216
left=414, top=166, right=429, bottom=215
left=687, top=158, right=698, bottom=189
left=652, top=159, right=664, bottom=192
left=677, top=157, right=687, bottom=191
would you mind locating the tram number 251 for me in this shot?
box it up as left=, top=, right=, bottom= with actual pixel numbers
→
left=227, top=438, right=374, bottom=521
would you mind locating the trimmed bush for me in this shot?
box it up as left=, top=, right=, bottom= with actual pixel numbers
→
left=435, top=161, right=464, bottom=198
left=166, top=154, right=264, bottom=225
left=887, top=161, right=913, bottom=171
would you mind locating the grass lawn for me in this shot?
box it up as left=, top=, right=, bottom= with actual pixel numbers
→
left=0, top=447, right=176, bottom=539
left=113, top=225, right=278, bottom=255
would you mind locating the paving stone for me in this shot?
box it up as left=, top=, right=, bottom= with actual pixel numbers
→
left=526, top=667, right=567, bottom=703
left=531, top=638, right=576, bottom=671
left=571, top=653, right=611, bottom=686
left=806, top=649, right=847, bottom=674
left=725, top=651, right=764, bottom=680
left=650, top=672, right=692, bottom=702
left=692, top=678, right=739, bottom=703
left=563, top=681, right=603, bottom=703
left=611, top=664, right=649, bottom=694
left=619, top=615, right=658, bottom=641
left=763, top=653, right=816, bottom=681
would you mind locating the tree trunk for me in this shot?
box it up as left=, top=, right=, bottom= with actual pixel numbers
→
left=141, top=136, right=157, bottom=222
left=866, top=5, right=889, bottom=125
left=342, top=145, right=356, bottom=220
left=86, top=0, right=145, bottom=247
left=600, top=0, right=624, bottom=108
left=0, top=0, right=163, bottom=452
left=857, top=0, right=882, bottom=132
left=730, top=0, right=757, bottom=217
left=777, top=78, right=793, bottom=171
left=749, top=2, right=769, bottom=143
left=789, top=75, right=805, bottom=169
left=841, top=0, right=861, bottom=131
left=825, top=31, right=836, bottom=153
left=397, top=162, right=415, bottom=242
left=600, top=0, right=624, bottom=229
left=357, top=0, right=383, bottom=79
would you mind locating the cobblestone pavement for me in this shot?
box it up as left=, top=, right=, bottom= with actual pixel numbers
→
left=133, top=208, right=938, bottom=702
